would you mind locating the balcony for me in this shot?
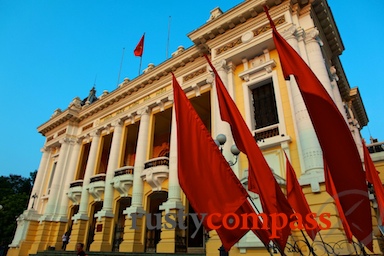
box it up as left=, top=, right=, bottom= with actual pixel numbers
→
left=367, top=140, right=384, bottom=163
left=88, top=173, right=106, bottom=201
left=367, top=141, right=384, bottom=153
left=67, top=180, right=83, bottom=204
left=112, top=166, right=134, bottom=197
left=141, top=157, right=169, bottom=191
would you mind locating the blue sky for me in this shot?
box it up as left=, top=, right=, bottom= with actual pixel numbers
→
left=0, top=1, right=383, bottom=178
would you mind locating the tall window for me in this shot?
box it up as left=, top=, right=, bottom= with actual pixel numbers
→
left=121, top=122, right=140, bottom=167
left=252, top=81, right=279, bottom=129
left=76, top=142, right=91, bottom=180
left=97, top=133, right=113, bottom=174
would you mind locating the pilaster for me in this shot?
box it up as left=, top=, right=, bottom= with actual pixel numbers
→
left=212, top=60, right=234, bottom=163
left=120, top=107, right=151, bottom=252
left=157, top=107, right=184, bottom=253
left=69, top=131, right=101, bottom=249
left=43, top=138, right=71, bottom=218
left=27, top=147, right=50, bottom=211
left=120, top=212, right=145, bottom=252
left=156, top=209, right=180, bottom=253
left=205, top=230, right=222, bottom=256
left=73, top=130, right=101, bottom=221
left=66, top=219, right=88, bottom=251
left=92, top=119, right=124, bottom=251
left=282, top=26, right=324, bottom=191
left=304, top=28, right=334, bottom=100
left=57, top=138, right=82, bottom=221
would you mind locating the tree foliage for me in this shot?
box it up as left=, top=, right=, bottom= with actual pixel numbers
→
left=0, top=171, right=37, bottom=248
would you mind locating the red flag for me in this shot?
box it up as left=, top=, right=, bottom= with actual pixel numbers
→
left=134, top=34, right=144, bottom=57
left=171, top=74, right=270, bottom=251
left=205, top=56, right=293, bottom=251
left=285, top=153, right=320, bottom=240
left=324, top=160, right=353, bottom=242
left=364, top=141, right=384, bottom=224
left=264, top=7, right=372, bottom=249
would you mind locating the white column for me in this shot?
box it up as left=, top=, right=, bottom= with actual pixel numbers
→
left=56, top=138, right=82, bottom=220
left=283, top=27, right=323, bottom=191
left=160, top=107, right=183, bottom=211
left=42, top=138, right=71, bottom=219
left=305, top=28, right=334, bottom=100
left=96, top=119, right=124, bottom=218
left=73, top=131, right=101, bottom=221
left=213, top=60, right=234, bottom=163
left=124, top=107, right=150, bottom=216
left=27, top=147, right=50, bottom=211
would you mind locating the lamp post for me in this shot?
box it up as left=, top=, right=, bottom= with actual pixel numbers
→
left=214, top=134, right=240, bottom=256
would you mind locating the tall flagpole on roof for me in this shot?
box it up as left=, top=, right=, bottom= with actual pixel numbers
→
left=166, top=16, right=171, bottom=59
left=116, top=47, right=125, bottom=87
left=134, top=33, right=145, bottom=76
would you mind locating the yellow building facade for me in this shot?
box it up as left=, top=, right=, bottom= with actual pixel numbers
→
left=7, top=0, right=384, bottom=255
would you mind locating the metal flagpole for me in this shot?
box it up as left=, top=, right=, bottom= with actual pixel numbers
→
left=138, top=55, right=142, bottom=76
left=166, top=16, right=171, bottom=59
left=116, top=47, right=125, bottom=87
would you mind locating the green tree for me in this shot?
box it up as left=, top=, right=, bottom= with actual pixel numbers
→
left=0, top=171, right=37, bottom=249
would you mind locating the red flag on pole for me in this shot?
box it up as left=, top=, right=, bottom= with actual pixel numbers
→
left=263, top=6, right=372, bottom=249
left=324, top=160, right=353, bottom=242
left=364, top=141, right=384, bottom=224
left=205, top=56, right=293, bottom=251
left=171, top=74, right=270, bottom=251
left=134, top=34, right=145, bottom=57
left=285, top=153, right=320, bottom=240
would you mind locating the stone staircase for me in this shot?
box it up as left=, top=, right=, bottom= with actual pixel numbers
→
left=30, top=251, right=205, bottom=256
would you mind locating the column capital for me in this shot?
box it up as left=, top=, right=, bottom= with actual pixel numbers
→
left=214, top=59, right=229, bottom=73
left=40, top=146, right=51, bottom=153
left=281, top=25, right=298, bottom=41
left=59, top=137, right=71, bottom=145
left=111, top=118, right=123, bottom=128
left=304, top=28, right=322, bottom=45
left=69, top=137, right=83, bottom=145
left=137, top=106, right=150, bottom=116
left=227, top=61, right=236, bottom=74
left=89, top=129, right=101, bottom=138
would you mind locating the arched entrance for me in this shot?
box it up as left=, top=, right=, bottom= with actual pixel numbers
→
left=112, top=197, right=131, bottom=251
left=86, top=201, right=103, bottom=251
left=145, top=191, right=168, bottom=252
left=67, top=205, right=79, bottom=236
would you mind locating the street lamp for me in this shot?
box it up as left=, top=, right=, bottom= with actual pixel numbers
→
left=214, top=134, right=240, bottom=166
left=214, top=134, right=241, bottom=256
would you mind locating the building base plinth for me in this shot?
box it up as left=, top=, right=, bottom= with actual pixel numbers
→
left=28, top=221, right=53, bottom=254
left=89, top=216, right=113, bottom=251
left=119, top=215, right=144, bottom=252
left=66, top=219, right=88, bottom=251
left=157, top=209, right=178, bottom=253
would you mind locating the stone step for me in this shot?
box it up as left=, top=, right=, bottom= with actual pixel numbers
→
left=30, top=251, right=205, bottom=256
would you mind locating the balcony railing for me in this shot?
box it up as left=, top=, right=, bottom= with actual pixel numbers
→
left=142, top=157, right=170, bottom=191
left=367, top=141, right=384, bottom=153
left=90, top=173, right=106, bottom=183
left=69, top=180, right=83, bottom=188
left=114, top=166, right=134, bottom=177
left=253, top=124, right=279, bottom=142
left=112, top=166, right=134, bottom=197
left=144, top=157, right=170, bottom=169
